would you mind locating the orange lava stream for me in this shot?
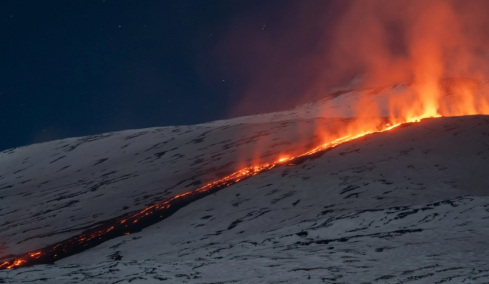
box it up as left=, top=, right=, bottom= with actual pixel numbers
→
left=2, top=80, right=489, bottom=270
left=0, top=116, right=418, bottom=270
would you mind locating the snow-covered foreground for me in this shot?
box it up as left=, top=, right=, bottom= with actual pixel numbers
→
left=1, top=89, right=489, bottom=283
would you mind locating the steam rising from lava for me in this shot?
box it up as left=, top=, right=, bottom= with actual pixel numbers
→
left=215, top=0, right=489, bottom=164
left=216, top=0, right=489, bottom=114
left=330, top=0, right=489, bottom=88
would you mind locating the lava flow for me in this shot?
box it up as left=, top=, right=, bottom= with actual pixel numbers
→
left=0, top=114, right=423, bottom=270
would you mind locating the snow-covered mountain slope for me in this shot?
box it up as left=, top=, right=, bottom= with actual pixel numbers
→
left=0, top=117, right=346, bottom=258
left=1, top=90, right=489, bottom=282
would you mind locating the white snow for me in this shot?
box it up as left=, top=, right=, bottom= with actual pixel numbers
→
left=1, top=88, right=488, bottom=283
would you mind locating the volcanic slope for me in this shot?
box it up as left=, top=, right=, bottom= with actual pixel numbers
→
left=1, top=91, right=489, bottom=283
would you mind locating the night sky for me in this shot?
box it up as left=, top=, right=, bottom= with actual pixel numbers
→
left=1, top=0, right=317, bottom=151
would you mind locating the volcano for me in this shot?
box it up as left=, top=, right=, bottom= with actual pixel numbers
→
left=1, top=84, right=489, bottom=283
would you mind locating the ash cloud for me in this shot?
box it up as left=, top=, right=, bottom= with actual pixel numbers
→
left=213, top=0, right=489, bottom=118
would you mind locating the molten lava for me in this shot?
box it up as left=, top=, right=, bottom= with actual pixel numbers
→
left=0, top=118, right=405, bottom=270
left=1, top=78, right=489, bottom=270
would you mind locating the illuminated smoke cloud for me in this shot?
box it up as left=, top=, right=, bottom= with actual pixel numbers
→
left=215, top=0, right=489, bottom=117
